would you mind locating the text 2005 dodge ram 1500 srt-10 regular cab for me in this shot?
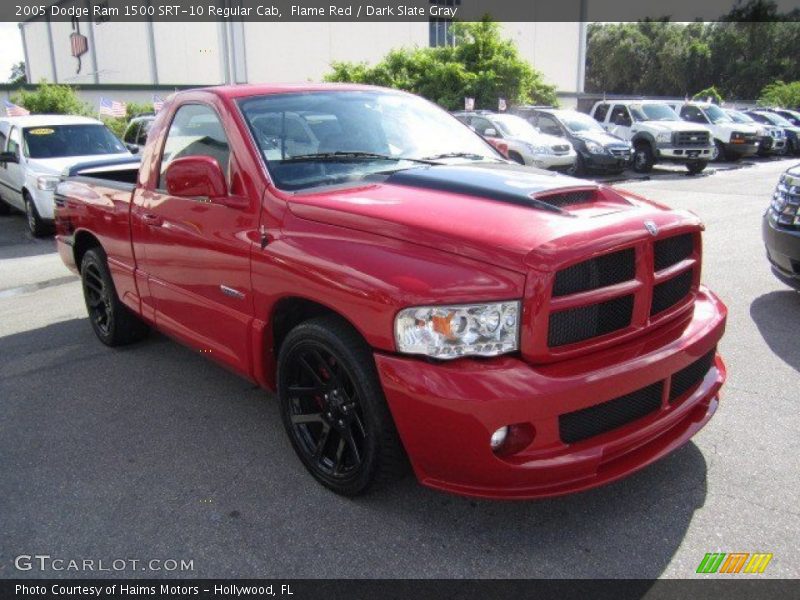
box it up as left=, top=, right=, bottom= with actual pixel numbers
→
left=55, top=85, right=727, bottom=499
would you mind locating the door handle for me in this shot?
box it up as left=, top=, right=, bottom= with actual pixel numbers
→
left=141, top=212, right=163, bottom=226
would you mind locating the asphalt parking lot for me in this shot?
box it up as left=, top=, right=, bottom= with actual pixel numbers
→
left=1, top=158, right=799, bottom=579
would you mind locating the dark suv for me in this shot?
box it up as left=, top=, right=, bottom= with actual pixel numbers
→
left=121, top=115, right=155, bottom=154
left=513, top=106, right=632, bottom=176
left=764, top=165, right=800, bottom=289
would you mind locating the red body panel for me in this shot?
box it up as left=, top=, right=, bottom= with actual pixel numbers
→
left=54, top=84, right=727, bottom=499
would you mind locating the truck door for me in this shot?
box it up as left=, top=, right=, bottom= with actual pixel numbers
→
left=0, top=126, right=25, bottom=211
left=131, top=102, right=259, bottom=375
left=609, top=105, right=633, bottom=140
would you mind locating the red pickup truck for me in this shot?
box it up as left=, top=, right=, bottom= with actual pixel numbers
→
left=55, top=84, right=727, bottom=499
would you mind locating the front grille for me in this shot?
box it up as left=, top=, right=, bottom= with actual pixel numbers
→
left=548, top=295, right=634, bottom=347
left=609, top=147, right=631, bottom=157
left=559, top=382, right=664, bottom=444
left=553, top=248, right=636, bottom=297
left=539, top=189, right=595, bottom=209
left=651, top=270, right=693, bottom=316
left=673, top=131, right=710, bottom=147
left=670, top=349, right=716, bottom=403
left=770, top=181, right=800, bottom=230
left=654, top=233, right=694, bottom=271
left=552, top=144, right=571, bottom=154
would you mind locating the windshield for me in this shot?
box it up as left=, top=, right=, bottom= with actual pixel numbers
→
left=23, top=124, right=126, bottom=159
left=705, top=104, right=733, bottom=124
left=629, top=104, right=680, bottom=122
left=560, top=111, right=605, bottom=133
left=237, top=90, right=500, bottom=191
left=491, top=114, right=540, bottom=139
left=727, top=110, right=754, bottom=124
left=759, top=112, right=793, bottom=127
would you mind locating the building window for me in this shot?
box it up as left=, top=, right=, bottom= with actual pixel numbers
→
left=429, top=0, right=460, bottom=47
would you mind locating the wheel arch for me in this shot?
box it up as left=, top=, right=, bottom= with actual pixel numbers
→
left=631, top=132, right=656, bottom=150
left=72, top=229, right=104, bottom=271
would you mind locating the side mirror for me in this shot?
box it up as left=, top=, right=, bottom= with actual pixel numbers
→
left=484, top=128, right=498, bottom=137
left=126, top=144, right=140, bottom=154
left=0, top=151, right=19, bottom=164
left=165, top=156, right=227, bottom=200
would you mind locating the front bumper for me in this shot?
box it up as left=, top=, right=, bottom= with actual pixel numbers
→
left=376, top=287, right=726, bottom=499
left=722, top=141, right=759, bottom=157
left=763, top=212, right=800, bottom=289
left=529, top=153, right=576, bottom=170
left=583, top=151, right=632, bottom=172
left=656, top=145, right=714, bottom=162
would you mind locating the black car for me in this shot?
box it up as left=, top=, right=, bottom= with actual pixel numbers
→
left=746, top=110, right=800, bottom=155
left=512, top=106, right=632, bottom=176
left=121, top=115, right=156, bottom=154
left=766, top=108, right=800, bottom=128
left=763, top=164, right=800, bottom=289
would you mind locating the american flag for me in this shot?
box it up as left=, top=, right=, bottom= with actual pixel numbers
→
left=99, top=97, right=127, bottom=118
left=152, top=95, right=164, bottom=113
left=4, top=100, right=30, bottom=117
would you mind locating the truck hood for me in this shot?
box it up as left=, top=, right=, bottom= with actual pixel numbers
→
left=27, top=153, right=133, bottom=176
left=637, top=120, right=709, bottom=133
left=287, top=163, right=701, bottom=273
left=712, top=122, right=760, bottom=135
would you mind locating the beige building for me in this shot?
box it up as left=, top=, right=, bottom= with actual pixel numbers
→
left=11, top=13, right=587, bottom=108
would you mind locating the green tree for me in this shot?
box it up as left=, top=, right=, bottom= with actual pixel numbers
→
left=9, top=61, right=26, bottom=86
left=758, top=81, right=800, bottom=108
left=12, top=81, right=91, bottom=115
left=325, top=18, right=557, bottom=110
left=692, top=86, right=724, bottom=104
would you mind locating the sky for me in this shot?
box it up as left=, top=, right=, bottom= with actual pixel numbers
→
left=0, top=22, right=24, bottom=83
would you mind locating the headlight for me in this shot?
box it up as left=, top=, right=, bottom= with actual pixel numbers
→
left=394, top=301, right=520, bottom=359
left=585, top=141, right=606, bottom=154
left=36, top=175, right=60, bottom=191
left=656, top=132, right=672, bottom=143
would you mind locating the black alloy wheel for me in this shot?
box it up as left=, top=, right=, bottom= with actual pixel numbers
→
left=83, top=260, right=113, bottom=338
left=277, top=316, right=406, bottom=496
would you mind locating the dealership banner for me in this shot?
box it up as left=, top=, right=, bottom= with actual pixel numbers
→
left=6, top=0, right=800, bottom=22
left=3, top=579, right=800, bottom=600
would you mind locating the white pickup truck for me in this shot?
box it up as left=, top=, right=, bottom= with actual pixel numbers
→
left=590, top=100, right=713, bottom=174
left=669, top=101, right=760, bottom=161
left=0, top=115, right=131, bottom=236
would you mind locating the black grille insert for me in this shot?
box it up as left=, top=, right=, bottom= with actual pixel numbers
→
left=673, top=131, right=710, bottom=147
left=539, top=190, right=595, bottom=209
left=559, top=382, right=664, bottom=444
left=669, top=349, right=716, bottom=403
left=650, top=270, right=693, bottom=316
left=553, top=248, right=636, bottom=297
left=654, top=233, right=694, bottom=271
left=548, top=295, right=634, bottom=347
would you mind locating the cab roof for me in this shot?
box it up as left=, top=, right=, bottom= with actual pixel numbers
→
left=192, top=82, right=397, bottom=100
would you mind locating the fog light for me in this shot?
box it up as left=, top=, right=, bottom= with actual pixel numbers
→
left=490, top=426, right=509, bottom=450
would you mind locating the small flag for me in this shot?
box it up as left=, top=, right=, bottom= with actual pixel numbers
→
left=4, top=101, right=30, bottom=117
left=464, top=97, right=475, bottom=111
left=498, top=98, right=507, bottom=112
left=99, top=97, right=127, bottom=118
left=152, top=95, right=164, bottom=113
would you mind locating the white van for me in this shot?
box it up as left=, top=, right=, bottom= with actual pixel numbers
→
left=0, top=115, right=131, bottom=236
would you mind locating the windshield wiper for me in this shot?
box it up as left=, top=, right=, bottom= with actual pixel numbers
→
left=281, top=152, right=436, bottom=165
left=419, top=152, right=496, bottom=161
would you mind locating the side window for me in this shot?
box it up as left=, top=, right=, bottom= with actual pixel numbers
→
left=122, top=122, right=139, bottom=144
left=471, top=117, right=496, bottom=136
left=593, top=103, right=609, bottom=122
left=610, top=105, right=632, bottom=127
left=537, top=114, right=563, bottom=137
left=681, top=106, right=707, bottom=124
left=135, top=120, right=152, bottom=146
left=159, top=104, right=230, bottom=190
left=0, top=130, right=7, bottom=151
left=7, top=127, right=20, bottom=158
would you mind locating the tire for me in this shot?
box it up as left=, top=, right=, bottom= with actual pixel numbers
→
left=686, top=160, right=708, bottom=175
left=508, top=151, right=525, bottom=165
left=632, top=143, right=654, bottom=173
left=24, top=192, right=50, bottom=237
left=277, top=315, right=407, bottom=496
left=711, top=140, right=724, bottom=162
left=80, top=247, right=149, bottom=346
left=567, top=153, right=586, bottom=177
